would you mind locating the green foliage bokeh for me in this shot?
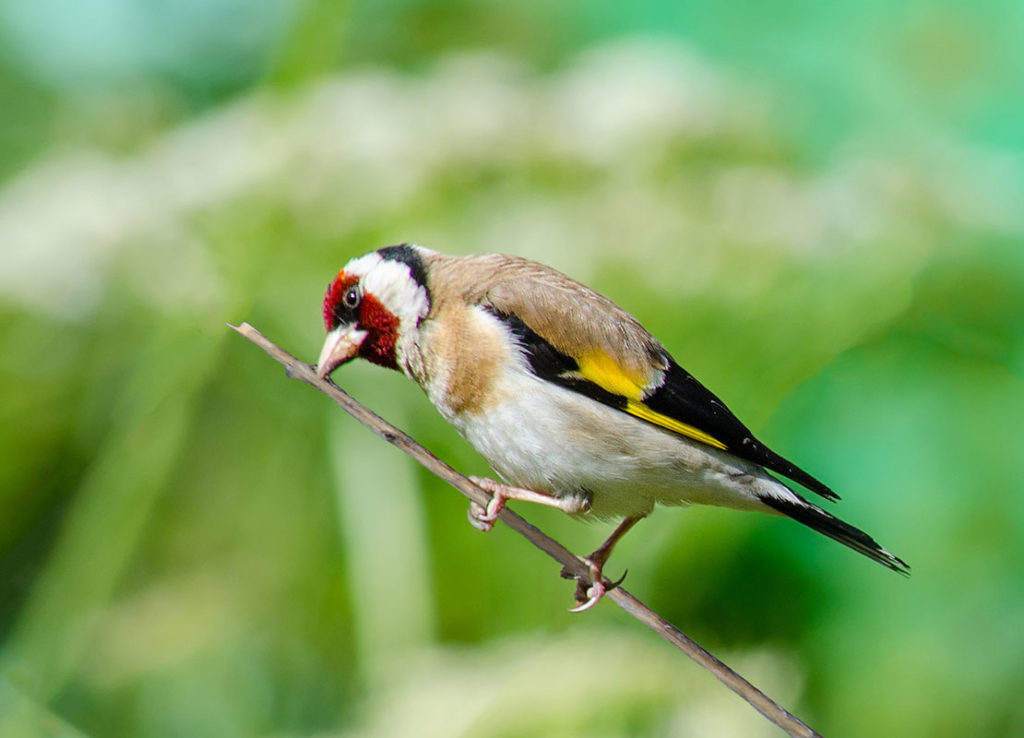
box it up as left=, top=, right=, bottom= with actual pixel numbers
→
left=0, top=2, right=1022, bottom=736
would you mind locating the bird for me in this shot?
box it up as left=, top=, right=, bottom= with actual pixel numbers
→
left=315, top=243, right=909, bottom=611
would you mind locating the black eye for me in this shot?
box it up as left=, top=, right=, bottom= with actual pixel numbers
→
left=343, top=287, right=361, bottom=309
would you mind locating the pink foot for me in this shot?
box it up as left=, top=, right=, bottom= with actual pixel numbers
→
left=565, top=562, right=628, bottom=612
left=569, top=576, right=607, bottom=613
left=466, top=477, right=509, bottom=532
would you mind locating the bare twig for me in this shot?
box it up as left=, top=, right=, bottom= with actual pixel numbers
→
left=230, top=322, right=823, bottom=738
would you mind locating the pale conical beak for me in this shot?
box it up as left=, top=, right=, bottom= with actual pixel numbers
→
left=316, top=325, right=369, bottom=378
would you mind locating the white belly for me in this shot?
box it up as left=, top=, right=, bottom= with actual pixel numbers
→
left=408, top=303, right=795, bottom=519
left=446, top=368, right=784, bottom=519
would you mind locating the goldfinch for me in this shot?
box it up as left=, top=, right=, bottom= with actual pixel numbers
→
left=316, top=244, right=908, bottom=610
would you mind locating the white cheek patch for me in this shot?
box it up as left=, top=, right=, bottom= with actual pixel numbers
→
left=342, top=249, right=431, bottom=368
left=343, top=251, right=383, bottom=280
left=359, top=259, right=429, bottom=326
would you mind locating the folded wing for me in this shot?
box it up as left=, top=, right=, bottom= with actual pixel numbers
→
left=478, top=262, right=838, bottom=501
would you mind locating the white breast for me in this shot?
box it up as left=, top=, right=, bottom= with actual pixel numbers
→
left=417, top=306, right=794, bottom=519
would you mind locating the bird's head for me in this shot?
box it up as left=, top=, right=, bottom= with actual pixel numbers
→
left=317, top=244, right=432, bottom=378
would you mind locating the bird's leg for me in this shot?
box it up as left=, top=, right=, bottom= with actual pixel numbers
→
left=467, top=476, right=590, bottom=532
left=564, top=514, right=645, bottom=613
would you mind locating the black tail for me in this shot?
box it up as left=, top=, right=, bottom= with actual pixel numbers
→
left=761, top=496, right=910, bottom=574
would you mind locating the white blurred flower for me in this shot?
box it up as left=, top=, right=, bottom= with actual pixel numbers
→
left=0, top=37, right=1018, bottom=321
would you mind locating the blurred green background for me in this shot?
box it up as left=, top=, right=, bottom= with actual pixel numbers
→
left=1, top=1, right=1022, bottom=736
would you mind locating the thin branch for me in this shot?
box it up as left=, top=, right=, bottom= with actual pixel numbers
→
left=230, top=322, right=823, bottom=738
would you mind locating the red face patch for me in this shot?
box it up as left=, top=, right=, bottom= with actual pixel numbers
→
left=323, top=271, right=359, bottom=331
left=358, top=293, right=400, bottom=369
left=322, top=270, right=401, bottom=370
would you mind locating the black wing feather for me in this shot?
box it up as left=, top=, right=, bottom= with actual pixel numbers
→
left=645, top=361, right=840, bottom=501
left=485, top=306, right=629, bottom=409
left=486, top=306, right=838, bottom=503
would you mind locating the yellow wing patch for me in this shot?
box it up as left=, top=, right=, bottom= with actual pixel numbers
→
left=575, top=351, right=728, bottom=450
left=576, top=352, right=647, bottom=400
left=624, top=400, right=728, bottom=450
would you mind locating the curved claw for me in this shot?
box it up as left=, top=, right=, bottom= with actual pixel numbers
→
left=566, top=567, right=627, bottom=613
left=467, top=477, right=507, bottom=532
left=467, top=502, right=495, bottom=532
left=569, top=580, right=606, bottom=613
